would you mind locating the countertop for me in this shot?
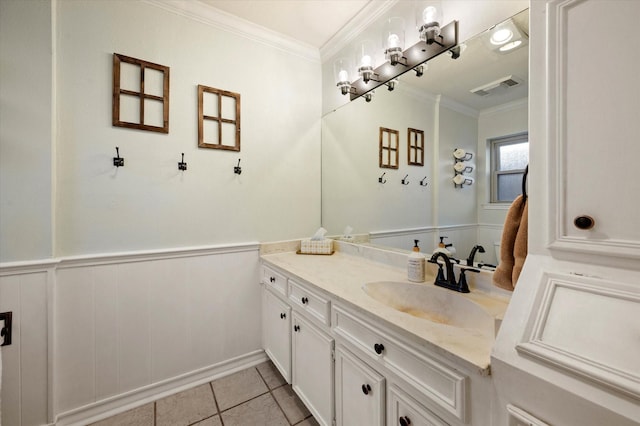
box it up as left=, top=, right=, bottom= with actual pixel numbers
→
left=261, top=246, right=510, bottom=375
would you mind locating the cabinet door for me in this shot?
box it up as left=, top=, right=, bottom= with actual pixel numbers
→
left=335, top=345, right=385, bottom=426
left=388, top=384, right=449, bottom=426
left=292, top=312, right=334, bottom=426
left=262, top=286, right=291, bottom=382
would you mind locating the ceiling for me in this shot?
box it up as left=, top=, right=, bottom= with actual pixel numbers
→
left=199, top=0, right=371, bottom=49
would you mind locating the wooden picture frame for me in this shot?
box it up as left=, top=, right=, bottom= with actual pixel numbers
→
left=198, top=85, right=241, bottom=151
left=379, top=127, right=399, bottom=169
left=112, top=53, right=170, bottom=133
left=408, top=128, right=424, bottom=166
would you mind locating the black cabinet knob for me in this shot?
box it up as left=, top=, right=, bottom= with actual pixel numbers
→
left=399, top=416, right=411, bottom=426
left=374, top=343, right=385, bottom=354
left=574, top=215, right=595, bottom=230
left=280, top=313, right=286, bottom=319
left=270, top=276, right=275, bottom=282
left=294, top=325, right=300, bottom=332
left=361, top=384, right=371, bottom=395
left=301, top=296, right=309, bottom=305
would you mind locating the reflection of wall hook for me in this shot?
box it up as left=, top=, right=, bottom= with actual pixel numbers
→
left=401, top=174, right=410, bottom=185
left=234, top=159, right=242, bottom=175
left=113, top=147, right=124, bottom=167
left=178, top=153, right=187, bottom=171
left=378, top=173, right=386, bottom=184
left=420, top=177, right=428, bottom=186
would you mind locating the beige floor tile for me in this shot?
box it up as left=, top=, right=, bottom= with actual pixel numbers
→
left=192, top=414, right=222, bottom=426
left=272, top=385, right=310, bottom=424
left=89, top=403, right=154, bottom=426
left=156, top=384, right=217, bottom=426
left=211, top=367, right=268, bottom=411
left=294, top=416, right=320, bottom=426
left=256, top=360, right=287, bottom=390
left=221, top=393, right=289, bottom=426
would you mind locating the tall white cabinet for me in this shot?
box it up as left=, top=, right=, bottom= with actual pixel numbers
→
left=492, top=1, right=640, bottom=425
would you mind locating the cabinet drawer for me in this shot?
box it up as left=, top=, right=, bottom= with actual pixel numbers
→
left=288, top=279, right=331, bottom=326
left=332, top=304, right=467, bottom=422
left=388, top=384, right=449, bottom=426
left=261, top=265, right=287, bottom=297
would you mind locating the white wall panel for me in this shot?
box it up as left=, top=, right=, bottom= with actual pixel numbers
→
left=93, top=264, right=119, bottom=401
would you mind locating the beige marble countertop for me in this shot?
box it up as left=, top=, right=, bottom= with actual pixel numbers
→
left=261, top=247, right=510, bottom=375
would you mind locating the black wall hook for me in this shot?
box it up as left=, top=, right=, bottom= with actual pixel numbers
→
left=401, top=174, right=410, bottom=185
left=420, top=177, right=428, bottom=186
left=234, top=159, right=242, bottom=175
left=113, top=147, right=124, bottom=167
left=178, top=153, right=187, bottom=171
left=378, top=172, right=387, bottom=184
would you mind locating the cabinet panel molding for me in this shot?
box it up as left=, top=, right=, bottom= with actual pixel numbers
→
left=517, top=272, right=640, bottom=399
left=545, top=0, right=640, bottom=259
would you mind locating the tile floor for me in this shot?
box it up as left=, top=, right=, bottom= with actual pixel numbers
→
left=91, top=361, right=319, bottom=426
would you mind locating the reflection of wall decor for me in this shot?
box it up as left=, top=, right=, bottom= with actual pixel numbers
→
left=407, top=128, right=424, bottom=166
left=379, top=127, right=399, bottom=169
left=112, top=53, right=169, bottom=133
left=198, top=85, right=241, bottom=151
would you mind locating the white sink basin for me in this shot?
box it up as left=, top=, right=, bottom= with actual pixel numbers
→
left=362, top=281, right=496, bottom=335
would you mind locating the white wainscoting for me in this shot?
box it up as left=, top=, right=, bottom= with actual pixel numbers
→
left=1, top=243, right=265, bottom=426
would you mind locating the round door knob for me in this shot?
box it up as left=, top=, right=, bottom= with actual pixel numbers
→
left=280, top=313, right=286, bottom=319
left=574, top=215, right=595, bottom=230
left=301, top=297, right=309, bottom=304
left=374, top=343, right=385, bottom=354
left=399, top=416, right=411, bottom=426
left=361, top=384, right=371, bottom=395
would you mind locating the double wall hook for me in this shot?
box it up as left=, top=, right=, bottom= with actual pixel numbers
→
left=420, top=177, right=428, bottom=187
left=378, top=172, right=387, bottom=184
left=401, top=174, right=410, bottom=185
left=234, top=159, right=242, bottom=175
left=113, top=147, right=124, bottom=167
left=178, top=153, right=187, bottom=171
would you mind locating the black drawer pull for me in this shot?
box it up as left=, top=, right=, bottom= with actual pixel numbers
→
left=374, top=343, right=385, bottom=354
left=270, top=276, right=276, bottom=282
left=574, top=215, right=595, bottom=230
left=301, top=296, right=309, bottom=305
left=294, top=325, right=300, bottom=332
left=399, top=416, right=411, bottom=426
left=361, top=384, right=371, bottom=395
left=280, top=313, right=286, bottom=319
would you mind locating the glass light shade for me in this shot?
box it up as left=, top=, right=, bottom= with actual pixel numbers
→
left=415, top=1, right=442, bottom=44
left=383, top=17, right=405, bottom=65
left=333, top=57, right=354, bottom=95
left=355, top=40, right=377, bottom=83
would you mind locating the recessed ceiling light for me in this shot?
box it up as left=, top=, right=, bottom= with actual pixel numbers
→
left=499, top=40, right=523, bottom=52
left=491, top=28, right=513, bottom=45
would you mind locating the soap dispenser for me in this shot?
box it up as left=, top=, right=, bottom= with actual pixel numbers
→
left=408, top=240, right=425, bottom=283
left=434, top=236, right=456, bottom=256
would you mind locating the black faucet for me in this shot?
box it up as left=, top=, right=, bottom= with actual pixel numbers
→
left=466, top=244, right=485, bottom=266
left=429, top=251, right=457, bottom=290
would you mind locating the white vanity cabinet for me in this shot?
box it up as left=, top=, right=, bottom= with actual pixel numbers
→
left=261, top=285, right=291, bottom=382
left=291, top=311, right=334, bottom=426
left=335, top=344, right=385, bottom=426
left=388, top=384, right=449, bottom=426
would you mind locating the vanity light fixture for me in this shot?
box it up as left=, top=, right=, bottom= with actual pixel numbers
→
left=334, top=3, right=457, bottom=102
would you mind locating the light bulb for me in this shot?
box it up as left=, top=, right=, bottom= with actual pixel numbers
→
left=423, top=6, right=437, bottom=24
left=387, top=33, right=401, bottom=49
left=361, top=55, right=372, bottom=67
left=338, top=69, right=349, bottom=82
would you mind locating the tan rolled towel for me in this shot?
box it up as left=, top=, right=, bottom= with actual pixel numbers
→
left=493, top=195, right=528, bottom=291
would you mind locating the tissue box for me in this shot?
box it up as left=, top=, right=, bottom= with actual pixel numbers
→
left=299, top=239, right=333, bottom=255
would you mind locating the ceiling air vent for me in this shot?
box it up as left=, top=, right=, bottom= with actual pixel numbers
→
left=471, top=75, right=521, bottom=96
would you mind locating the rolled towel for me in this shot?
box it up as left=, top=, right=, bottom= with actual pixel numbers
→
left=493, top=195, right=527, bottom=291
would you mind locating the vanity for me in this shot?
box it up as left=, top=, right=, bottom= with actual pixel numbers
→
left=260, top=241, right=510, bottom=426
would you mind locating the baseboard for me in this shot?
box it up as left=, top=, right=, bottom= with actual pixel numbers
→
left=54, top=349, right=268, bottom=426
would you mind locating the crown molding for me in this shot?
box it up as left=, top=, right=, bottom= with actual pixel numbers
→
left=320, top=0, right=399, bottom=62
left=479, top=97, right=528, bottom=117
left=142, top=0, right=320, bottom=62
left=439, top=96, right=480, bottom=118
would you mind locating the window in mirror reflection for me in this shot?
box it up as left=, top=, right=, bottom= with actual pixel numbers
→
left=379, top=127, right=399, bottom=169
left=490, top=132, right=529, bottom=203
left=408, top=128, right=424, bottom=166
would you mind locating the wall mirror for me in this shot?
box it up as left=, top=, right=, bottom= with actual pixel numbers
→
left=321, top=8, right=529, bottom=262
